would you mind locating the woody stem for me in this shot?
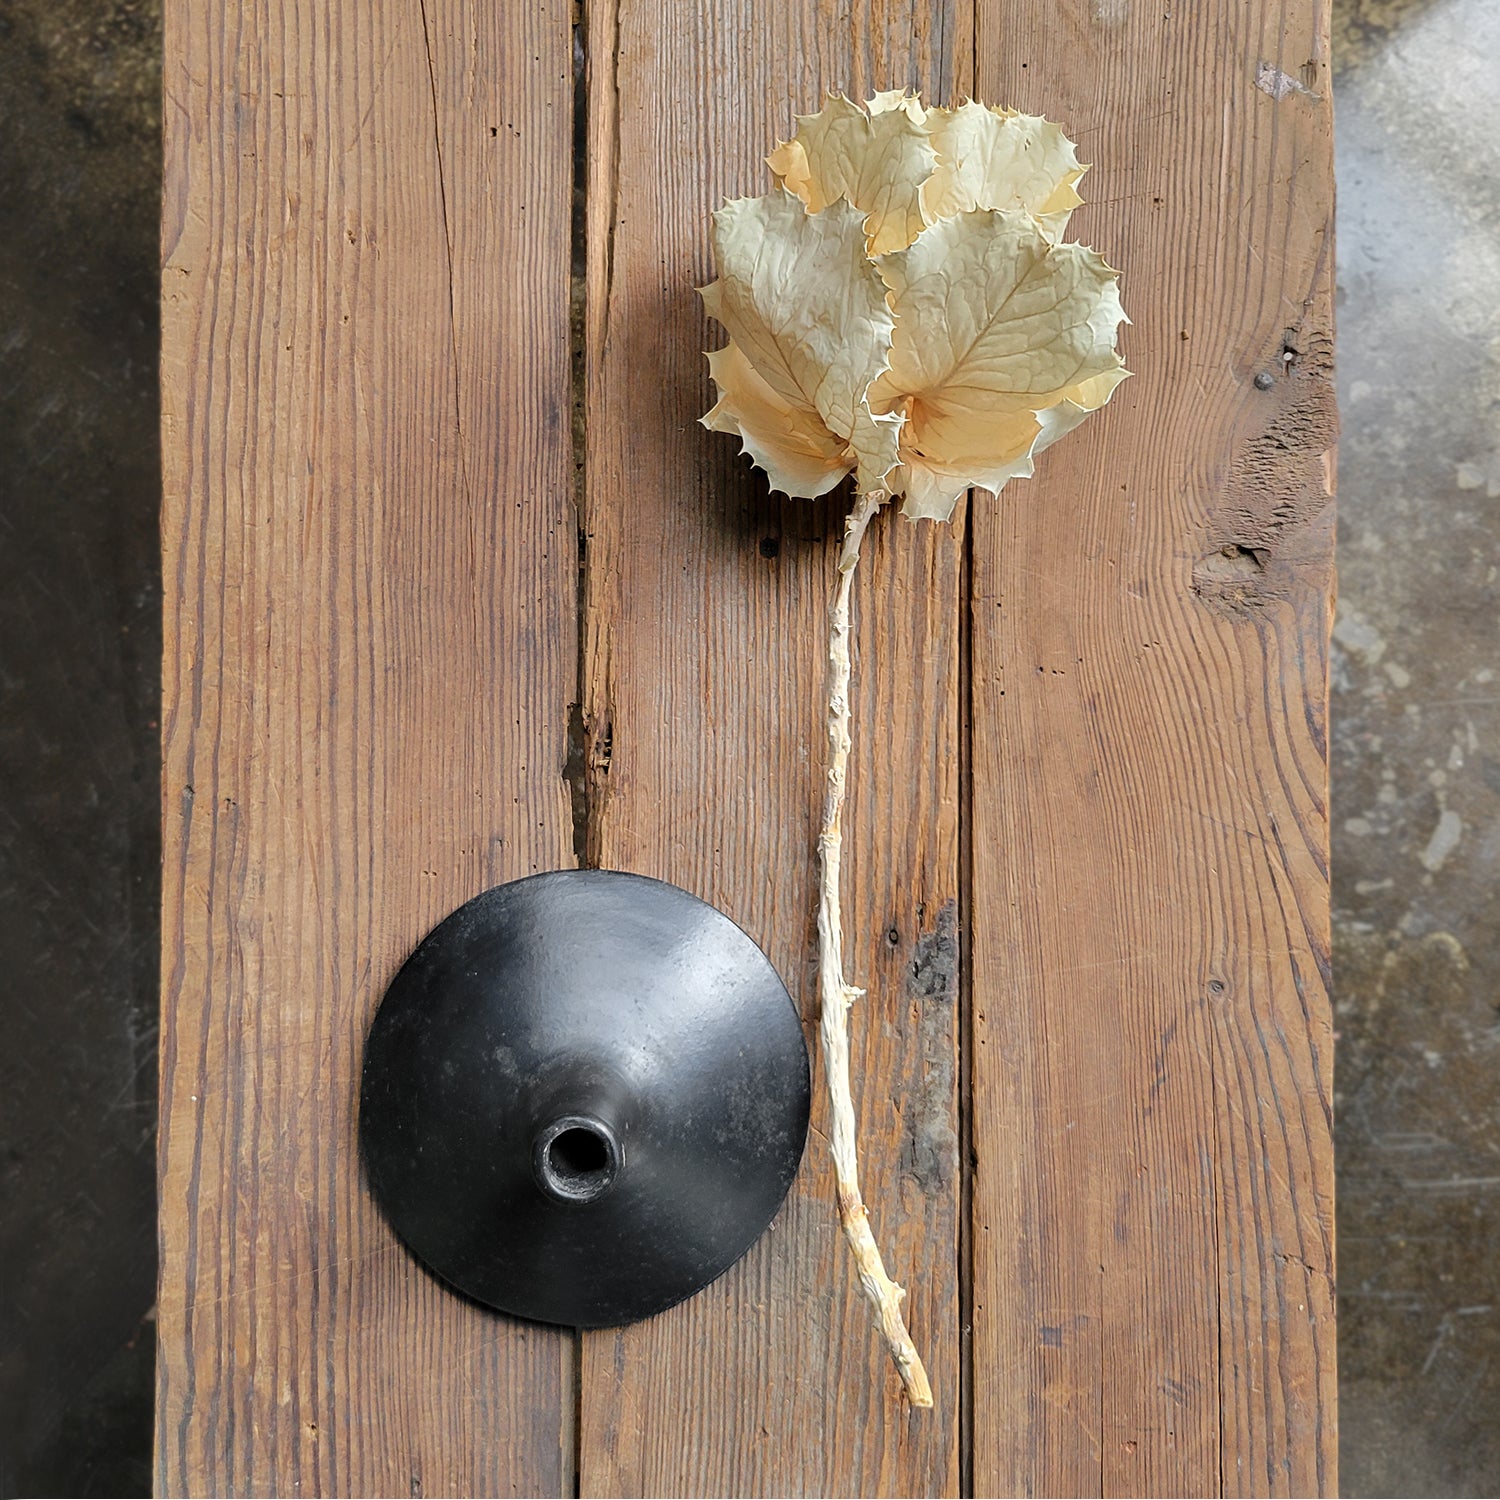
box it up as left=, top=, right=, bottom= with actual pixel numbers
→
left=817, top=487, right=933, bottom=1409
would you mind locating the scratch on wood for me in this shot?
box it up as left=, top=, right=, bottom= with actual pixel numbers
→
left=417, top=0, right=475, bottom=508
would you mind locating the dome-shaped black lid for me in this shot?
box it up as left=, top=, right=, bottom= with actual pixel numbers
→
left=359, top=870, right=810, bottom=1327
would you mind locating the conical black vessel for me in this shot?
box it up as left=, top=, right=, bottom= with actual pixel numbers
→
left=360, top=870, right=810, bottom=1327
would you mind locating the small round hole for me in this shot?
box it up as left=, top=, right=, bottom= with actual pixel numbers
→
left=548, top=1127, right=608, bottom=1185
left=533, top=1115, right=620, bottom=1204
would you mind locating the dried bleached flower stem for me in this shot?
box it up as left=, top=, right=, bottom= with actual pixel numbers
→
left=817, top=487, right=933, bottom=1409
left=701, top=87, right=1127, bottom=1409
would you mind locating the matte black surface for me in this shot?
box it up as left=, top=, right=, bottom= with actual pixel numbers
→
left=360, top=870, right=810, bottom=1328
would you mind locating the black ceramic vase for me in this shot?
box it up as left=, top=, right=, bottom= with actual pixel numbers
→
left=359, top=869, right=810, bottom=1328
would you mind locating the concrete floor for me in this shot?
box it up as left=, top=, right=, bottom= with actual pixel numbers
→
left=0, top=2, right=161, bottom=1495
left=0, top=0, right=1495, bottom=1494
left=1331, top=0, right=1500, bottom=1492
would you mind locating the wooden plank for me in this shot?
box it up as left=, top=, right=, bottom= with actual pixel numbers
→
left=967, top=1, right=1337, bottom=1495
left=158, top=0, right=577, bottom=1491
left=577, top=6, right=970, bottom=1493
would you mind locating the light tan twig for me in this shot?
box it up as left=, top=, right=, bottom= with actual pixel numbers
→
left=817, top=487, right=933, bottom=1409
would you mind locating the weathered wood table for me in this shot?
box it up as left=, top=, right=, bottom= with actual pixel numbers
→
left=159, top=0, right=1336, bottom=1492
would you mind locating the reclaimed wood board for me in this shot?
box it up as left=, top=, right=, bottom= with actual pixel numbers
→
left=158, top=0, right=1336, bottom=1492
left=158, top=0, right=578, bottom=1492
left=574, top=4, right=969, bottom=1494
left=967, top=2, right=1338, bottom=1494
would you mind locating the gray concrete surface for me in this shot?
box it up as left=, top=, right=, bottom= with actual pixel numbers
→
left=1332, top=1, right=1500, bottom=1492
left=0, top=0, right=1495, bottom=1494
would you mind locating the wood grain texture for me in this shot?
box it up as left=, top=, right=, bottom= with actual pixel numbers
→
left=162, top=0, right=1336, bottom=1491
left=157, top=0, right=577, bottom=1491
left=576, top=2, right=970, bottom=1492
left=967, top=1, right=1337, bottom=1495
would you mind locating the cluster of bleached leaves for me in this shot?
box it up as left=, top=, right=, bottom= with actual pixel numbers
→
left=700, top=91, right=1129, bottom=521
